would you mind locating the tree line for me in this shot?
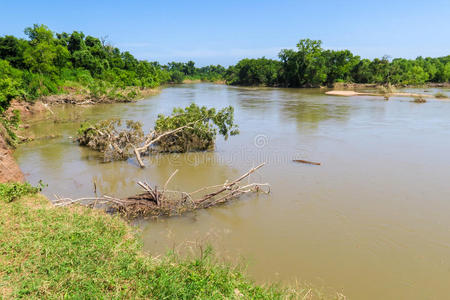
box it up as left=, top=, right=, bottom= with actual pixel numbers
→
left=225, top=39, right=450, bottom=87
left=0, top=24, right=225, bottom=114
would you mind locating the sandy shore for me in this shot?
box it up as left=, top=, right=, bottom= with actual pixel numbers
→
left=325, top=90, right=440, bottom=99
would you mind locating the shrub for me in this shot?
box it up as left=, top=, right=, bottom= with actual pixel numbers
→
left=154, top=103, right=239, bottom=152
left=170, top=70, right=184, bottom=83
left=434, top=92, right=448, bottom=99
left=0, top=109, right=20, bottom=146
left=413, top=96, right=427, bottom=103
left=0, top=182, right=42, bottom=203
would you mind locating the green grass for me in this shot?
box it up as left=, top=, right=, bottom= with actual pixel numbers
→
left=0, top=195, right=322, bottom=299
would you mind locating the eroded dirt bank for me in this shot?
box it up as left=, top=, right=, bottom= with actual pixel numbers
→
left=0, top=132, right=24, bottom=183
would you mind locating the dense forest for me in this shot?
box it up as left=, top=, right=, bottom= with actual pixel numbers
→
left=225, top=39, right=450, bottom=87
left=0, top=24, right=224, bottom=114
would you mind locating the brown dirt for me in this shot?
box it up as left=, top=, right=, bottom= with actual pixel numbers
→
left=182, top=79, right=203, bottom=84
left=332, top=82, right=379, bottom=89
left=8, top=99, right=47, bottom=118
left=182, top=79, right=226, bottom=84
left=135, top=87, right=161, bottom=99
left=0, top=129, right=24, bottom=183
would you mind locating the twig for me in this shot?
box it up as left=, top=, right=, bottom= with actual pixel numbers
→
left=194, top=163, right=266, bottom=205
left=163, top=169, right=179, bottom=192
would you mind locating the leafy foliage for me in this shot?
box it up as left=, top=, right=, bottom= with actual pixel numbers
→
left=226, top=58, right=281, bottom=86
left=226, top=39, right=450, bottom=87
left=165, top=61, right=226, bottom=83
left=154, top=103, right=239, bottom=152
left=0, top=182, right=42, bottom=203
left=0, top=109, right=20, bottom=146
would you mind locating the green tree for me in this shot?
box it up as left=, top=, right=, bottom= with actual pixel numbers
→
left=23, top=24, right=57, bottom=74
left=0, top=36, right=28, bottom=68
left=279, top=39, right=328, bottom=87
left=351, top=59, right=373, bottom=83
left=67, top=31, right=86, bottom=53
left=295, top=39, right=327, bottom=86
left=23, top=42, right=56, bottom=74
left=226, top=58, right=281, bottom=86
left=24, top=24, right=54, bottom=45
left=323, top=50, right=358, bottom=86
left=0, top=60, right=24, bottom=112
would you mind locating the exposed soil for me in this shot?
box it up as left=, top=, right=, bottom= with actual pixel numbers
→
left=8, top=99, right=47, bottom=118
left=0, top=130, right=24, bottom=183
left=182, top=79, right=226, bottom=84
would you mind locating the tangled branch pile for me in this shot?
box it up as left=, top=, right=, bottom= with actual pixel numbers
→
left=77, top=119, right=144, bottom=161
left=54, top=163, right=269, bottom=218
left=76, top=103, right=239, bottom=166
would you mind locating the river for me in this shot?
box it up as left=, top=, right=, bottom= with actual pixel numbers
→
left=15, top=83, right=450, bottom=299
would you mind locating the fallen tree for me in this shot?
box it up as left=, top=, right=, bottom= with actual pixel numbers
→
left=76, top=103, right=239, bottom=166
left=53, top=163, right=269, bottom=218
left=77, top=119, right=144, bottom=161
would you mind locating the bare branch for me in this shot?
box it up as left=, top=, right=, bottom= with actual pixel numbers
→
left=53, top=164, right=268, bottom=218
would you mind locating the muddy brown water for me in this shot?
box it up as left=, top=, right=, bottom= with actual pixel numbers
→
left=15, top=84, right=450, bottom=299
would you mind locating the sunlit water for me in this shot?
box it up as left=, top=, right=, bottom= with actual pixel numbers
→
left=16, top=84, right=450, bottom=299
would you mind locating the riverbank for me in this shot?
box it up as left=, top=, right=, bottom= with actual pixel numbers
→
left=331, top=82, right=450, bottom=89
left=0, top=86, right=161, bottom=182
left=0, top=130, right=24, bottom=183
left=6, top=86, right=161, bottom=117
left=182, top=78, right=226, bottom=84
left=324, top=90, right=446, bottom=99
left=0, top=194, right=310, bottom=299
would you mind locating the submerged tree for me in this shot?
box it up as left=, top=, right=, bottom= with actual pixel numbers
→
left=76, top=103, right=239, bottom=166
left=77, top=119, right=144, bottom=161
left=153, top=103, right=239, bottom=152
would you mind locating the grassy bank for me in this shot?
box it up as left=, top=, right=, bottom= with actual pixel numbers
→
left=0, top=194, right=309, bottom=299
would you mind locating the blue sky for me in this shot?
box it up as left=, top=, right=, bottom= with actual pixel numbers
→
left=1, top=0, right=449, bottom=66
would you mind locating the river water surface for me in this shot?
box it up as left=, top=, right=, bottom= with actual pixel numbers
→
left=16, top=84, right=450, bottom=299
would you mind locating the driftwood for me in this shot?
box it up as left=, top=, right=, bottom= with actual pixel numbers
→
left=53, top=163, right=269, bottom=218
left=293, top=159, right=321, bottom=165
